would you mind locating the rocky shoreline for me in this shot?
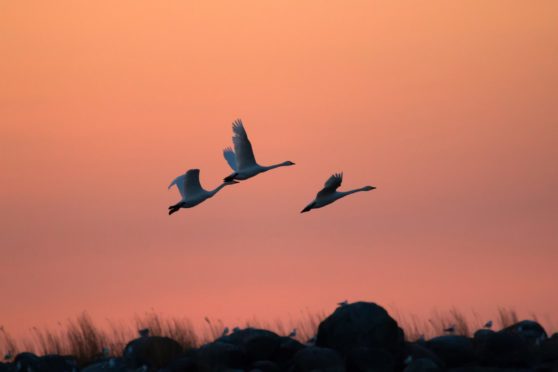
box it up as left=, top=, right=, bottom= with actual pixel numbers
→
left=2, top=302, right=557, bottom=371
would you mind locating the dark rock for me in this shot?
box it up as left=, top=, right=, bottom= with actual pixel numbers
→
left=14, top=353, right=40, bottom=372
left=475, top=331, right=534, bottom=368
left=316, top=302, right=405, bottom=357
left=250, top=360, right=281, bottom=372
left=289, top=346, right=345, bottom=372
left=501, top=320, right=548, bottom=346
left=404, top=358, right=443, bottom=372
left=38, top=355, right=78, bottom=372
left=345, top=347, right=396, bottom=372
left=219, top=328, right=282, bottom=362
left=81, top=357, right=127, bottom=371
left=404, top=342, right=445, bottom=368
left=123, top=336, right=182, bottom=369
left=197, top=342, right=247, bottom=371
left=161, top=355, right=197, bottom=372
left=449, top=367, right=531, bottom=372
left=425, top=336, right=475, bottom=368
left=473, top=329, right=495, bottom=341
left=272, top=337, right=306, bottom=368
left=540, top=334, right=558, bottom=363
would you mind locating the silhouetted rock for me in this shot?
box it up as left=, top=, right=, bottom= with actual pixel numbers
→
left=197, top=342, right=247, bottom=371
left=289, top=346, right=345, bottom=372
left=475, top=330, right=534, bottom=368
left=37, top=355, right=77, bottom=372
left=160, top=355, right=197, bottom=372
left=501, top=320, right=548, bottom=346
left=404, top=342, right=444, bottom=369
left=474, top=329, right=495, bottom=341
left=316, top=302, right=405, bottom=357
left=539, top=333, right=558, bottom=363
left=219, top=328, right=282, bottom=362
left=14, top=352, right=40, bottom=372
left=425, top=336, right=475, bottom=368
left=81, top=357, right=127, bottom=371
left=404, top=358, right=443, bottom=372
left=123, top=336, right=182, bottom=369
left=345, top=346, right=396, bottom=372
left=0, top=362, right=9, bottom=372
left=272, top=337, right=306, bottom=368
left=250, top=360, right=281, bottom=372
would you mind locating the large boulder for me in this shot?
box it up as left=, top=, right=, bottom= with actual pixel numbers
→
left=37, top=355, right=78, bottom=372
left=474, top=331, right=534, bottom=368
left=345, top=347, right=396, bottom=372
left=14, top=352, right=41, bottom=372
left=272, top=337, right=306, bottom=368
left=404, top=342, right=444, bottom=369
left=81, top=357, right=127, bottom=371
left=123, top=336, right=183, bottom=369
left=196, top=341, right=247, bottom=371
left=250, top=360, right=281, bottom=372
left=218, top=328, right=283, bottom=363
left=289, top=346, right=345, bottom=372
left=539, top=333, right=558, bottom=363
left=316, top=302, right=405, bottom=357
left=404, top=358, right=442, bottom=372
left=501, top=320, right=548, bottom=346
left=425, top=336, right=475, bottom=368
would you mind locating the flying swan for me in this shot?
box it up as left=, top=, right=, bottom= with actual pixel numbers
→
left=223, top=119, right=295, bottom=181
left=168, top=169, right=237, bottom=215
left=301, top=173, right=375, bottom=213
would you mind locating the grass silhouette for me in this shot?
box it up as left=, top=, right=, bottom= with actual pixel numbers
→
left=0, top=307, right=553, bottom=366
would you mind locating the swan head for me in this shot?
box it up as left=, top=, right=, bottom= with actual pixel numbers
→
left=363, top=186, right=376, bottom=191
left=283, top=161, right=295, bottom=166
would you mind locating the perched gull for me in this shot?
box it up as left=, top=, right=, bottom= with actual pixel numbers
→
left=444, top=325, right=456, bottom=334
left=301, top=173, right=375, bottom=213
left=168, top=169, right=238, bottom=215
left=484, top=320, right=493, bottom=329
left=222, top=327, right=230, bottom=337
left=288, top=328, right=297, bottom=338
left=222, top=119, right=295, bottom=182
left=138, top=328, right=149, bottom=338
left=338, top=300, right=349, bottom=307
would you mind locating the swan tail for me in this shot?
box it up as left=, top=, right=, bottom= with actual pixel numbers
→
left=301, top=202, right=316, bottom=213
left=223, top=173, right=238, bottom=182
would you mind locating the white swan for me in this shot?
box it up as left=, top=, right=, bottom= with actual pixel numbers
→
left=301, top=173, right=376, bottom=213
left=168, top=169, right=237, bottom=215
left=223, top=119, right=295, bottom=181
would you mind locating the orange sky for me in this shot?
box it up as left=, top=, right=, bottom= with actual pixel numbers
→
left=1, top=1, right=557, bottom=338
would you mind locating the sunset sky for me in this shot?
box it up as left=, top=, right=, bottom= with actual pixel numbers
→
left=1, top=1, right=557, bottom=338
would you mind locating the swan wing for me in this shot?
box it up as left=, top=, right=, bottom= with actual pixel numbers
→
left=184, top=169, right=206, bottom=195
left=232, top=119, right=257, bottom=170
left=223, top=146, right=238, bottom=171
left=317, top=172, right=343, bottom=197
left=168, top=174, right=187, bottom=198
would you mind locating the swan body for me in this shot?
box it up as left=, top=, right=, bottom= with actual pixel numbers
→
left=223, top=119, right=294, bottom=181
left=301, top=173, right=375, bottom=213
left=168, top=169, right=237, bottom=215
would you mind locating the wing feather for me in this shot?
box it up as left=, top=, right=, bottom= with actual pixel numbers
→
left=317, top=172, right=343, bottom=197
left=232, top=119, right=257, bottom=170
left=223, top=147, right=238, bottom=171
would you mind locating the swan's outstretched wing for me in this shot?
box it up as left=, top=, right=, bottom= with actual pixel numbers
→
left=168, top=175, right=187, bottom=198
left=317, top=172, right=343, bottom=197
left=168, top=169, right=205, bottom=198
left=184, top=169, right=206, bottom=195
left=223, top=147, right=238, bottom=171
left=232, top=119, right=257, bottom=170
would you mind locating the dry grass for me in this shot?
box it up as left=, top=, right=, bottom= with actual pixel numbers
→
left=0, top=307, right=554, bottom=365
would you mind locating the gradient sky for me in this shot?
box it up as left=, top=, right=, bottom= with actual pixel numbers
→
left=1, top=1, right=557, bottom=337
